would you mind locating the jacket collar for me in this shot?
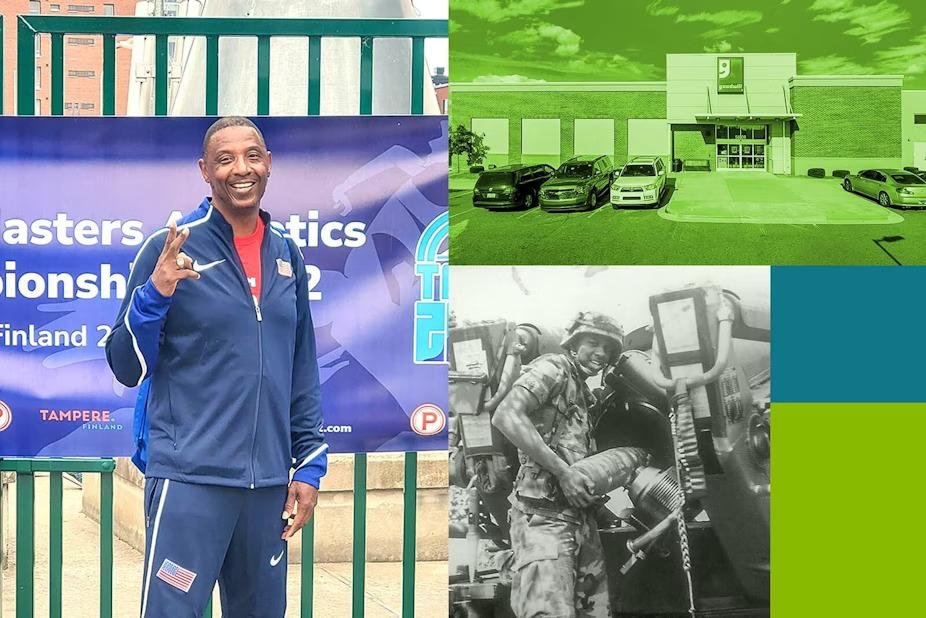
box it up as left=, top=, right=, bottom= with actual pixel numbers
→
left=199, top=197, right=272, bottom=235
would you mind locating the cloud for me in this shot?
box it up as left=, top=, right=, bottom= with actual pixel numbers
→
left=704, top=40, right=734, bottom=53
left=800, top=27, right=926, bottom=79
left=472, top=74, right=548, bottom=84
left=873, top=30, right=926, bottom=77
left=799, top=54, right=873, bottom=74
left=454, top=0, right=586, bottom=24
left=500, top=22, right=582, bottom=57
left=675, top=10, right=763, bottom=28
left=565, top=53, right=661, bottom=79
left=672, top=9, right=763, bottom=39
left=645, top=0, right=679, bottom=17
left=809, top=0, right=909, bottom=44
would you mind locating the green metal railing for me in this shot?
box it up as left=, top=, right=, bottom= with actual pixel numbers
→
left=0, top=453, right=423, bottom=618
left=2, top=12, right=446, bottom=618
left=15, top=15, right=445, bottom=116
left=0, top=458, right=115, bottom=618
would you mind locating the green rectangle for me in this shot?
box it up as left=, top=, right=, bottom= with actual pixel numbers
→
left=773, top=402, right=926, bottom=616
left=717, top=57, right=743, bottom=94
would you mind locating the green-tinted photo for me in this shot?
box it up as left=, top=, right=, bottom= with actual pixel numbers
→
left=449, top=0, right=926, bottom=265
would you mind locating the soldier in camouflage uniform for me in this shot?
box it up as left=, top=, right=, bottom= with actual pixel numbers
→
left=493, top=311, right=643, bottom=618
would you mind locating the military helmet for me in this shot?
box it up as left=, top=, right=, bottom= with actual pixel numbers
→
left=561, top=311, right=624, bottom=363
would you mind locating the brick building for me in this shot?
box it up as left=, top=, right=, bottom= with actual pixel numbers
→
left=2, top=0, right=137, bottom=116
left=451, top=53, right=926, bottom=176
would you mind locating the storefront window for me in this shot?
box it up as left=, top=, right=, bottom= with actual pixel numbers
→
left=716, top=125, right=728, bottom=139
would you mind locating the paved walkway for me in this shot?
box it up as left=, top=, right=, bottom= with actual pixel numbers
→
left=1, top=475, right=447, bottom=617
left=661, top=172, right=904, bottom=224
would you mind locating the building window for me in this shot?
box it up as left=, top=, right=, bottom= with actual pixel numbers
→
left=35, top=35, right=42, bottom=56
left=521, top=119, right=561, bottom=157
left=68, top=70, right=96, bottom=78
left=35, top=67, right=41, bottom=90
left=51, top=4, right=60, bottom=11
left=29, top=1, right=41, bottom=14
left=471, top=119, right=509, bottom=155
left=68, top=4, right=95, bottom=12
left=915, top=114, right=926, bottom=125
left=575, top=119, right=615, bottom=156
left=68, top=37, right=96, bottom=46
left=104, top=4, right=114, bottom=15
left=164, top=2, right=180, bottom=17
left=35, top=99, right=42, bottom=115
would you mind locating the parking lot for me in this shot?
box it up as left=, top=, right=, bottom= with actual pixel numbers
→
left=450, top=171, right=926, bottom=265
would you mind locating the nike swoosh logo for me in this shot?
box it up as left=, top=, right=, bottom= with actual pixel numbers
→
left=192, top=259, right=225, bottom=273
left=270, top=548, right=285, bottom=567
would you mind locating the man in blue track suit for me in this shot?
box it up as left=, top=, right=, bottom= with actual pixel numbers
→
left=106, top=117, right=328, bottom=617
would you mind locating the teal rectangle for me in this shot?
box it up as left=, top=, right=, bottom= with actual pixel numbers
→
left=772, top=266, right=926, bottom=402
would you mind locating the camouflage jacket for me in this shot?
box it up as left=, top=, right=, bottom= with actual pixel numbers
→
left=508, top=352, right=598, bottom=523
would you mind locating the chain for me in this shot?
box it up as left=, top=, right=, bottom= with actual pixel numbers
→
left=669, top=383, right=697, bottom=618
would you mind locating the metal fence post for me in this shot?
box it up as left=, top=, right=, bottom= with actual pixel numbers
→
left=352, top=453, right=368, bottom=618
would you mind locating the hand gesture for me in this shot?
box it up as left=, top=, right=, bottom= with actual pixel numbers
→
left=281, top=480, right=319, bottom=541
left=557, top=467, right=597, bottom=508
left=150, top=222, right=200, bottom=297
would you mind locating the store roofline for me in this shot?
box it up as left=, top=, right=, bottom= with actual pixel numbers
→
left=450, top=81, right=668, bottom=92
left=789, top=75, right=903, bottom=87
left=695, top=113, right=803, bottom=121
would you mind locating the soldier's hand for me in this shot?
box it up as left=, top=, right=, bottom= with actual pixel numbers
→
left=150, top=221, right=200, bottom=297
left=281, top=481, right=318, bottom=541
left=558, top=468, right=596, bottom=508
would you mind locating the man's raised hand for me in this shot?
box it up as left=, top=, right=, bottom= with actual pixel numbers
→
left=151, top=222, right=200, bottom=297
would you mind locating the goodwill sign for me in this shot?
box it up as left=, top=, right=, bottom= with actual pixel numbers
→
left=718, top=56, right=744, bottom=94
left=0, top=116, right=448, bottom=456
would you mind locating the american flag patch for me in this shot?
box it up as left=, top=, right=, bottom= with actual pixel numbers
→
left=156, top=559, right=197, bottom=593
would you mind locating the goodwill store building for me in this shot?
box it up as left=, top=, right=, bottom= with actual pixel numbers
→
left=451, top=53, right=926, bottom=176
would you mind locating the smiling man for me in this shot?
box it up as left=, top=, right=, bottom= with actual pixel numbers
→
left=105, top=116, right=327, bottom=617
left=492, top=311, right=644, bottom=617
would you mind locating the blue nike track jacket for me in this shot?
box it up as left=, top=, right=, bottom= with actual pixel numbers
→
left=106, top=199, right=328, bottom=489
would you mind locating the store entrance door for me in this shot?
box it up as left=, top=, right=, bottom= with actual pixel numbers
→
left=716, top=124, right=768, bottom=171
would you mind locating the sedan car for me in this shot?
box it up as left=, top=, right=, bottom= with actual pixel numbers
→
left=472, top=164, right=555, bottom=209
left=611, top=156, right=667, bottom=208
left=843, top=169, right=926, bottom=209
left=539, top=155, right=613, bottom=212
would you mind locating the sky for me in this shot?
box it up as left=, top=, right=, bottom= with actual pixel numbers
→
left=450, top=0, right=926, bottom=87
left=451, top=265, right=770, bottom=334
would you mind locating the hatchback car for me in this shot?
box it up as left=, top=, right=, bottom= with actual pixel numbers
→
left=843, top=169, right=926, bottom=209
left=472, top=164, right=555, bottom=209
left=539, top=155, right=613, bottom=212
left=611, top=156, right=667, bottom=208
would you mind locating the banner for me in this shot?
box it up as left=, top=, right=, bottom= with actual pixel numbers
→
left=0, top=116, right=448, bottom=456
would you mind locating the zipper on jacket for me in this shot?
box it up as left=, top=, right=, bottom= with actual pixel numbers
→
left=249, top=295, right=264, bottom=489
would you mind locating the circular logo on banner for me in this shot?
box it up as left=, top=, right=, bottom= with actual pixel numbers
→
left=410, top=403, right=446, bottom=436
left=0, top=400, right=12, bottom=432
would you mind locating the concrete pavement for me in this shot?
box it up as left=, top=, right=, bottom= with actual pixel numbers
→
left=449, top=174, right=926, bottom=265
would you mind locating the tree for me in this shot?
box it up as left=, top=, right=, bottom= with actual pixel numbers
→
left=449, top=124, right=488, bottom=172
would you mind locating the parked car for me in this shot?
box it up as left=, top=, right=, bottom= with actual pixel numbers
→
left=843, top=169, right=926, bottom=209
left=539, top=155, right=613, bottom=212
left=610, top=156, right=668, bottom=208
left=472, top=164, right=555, bottom=209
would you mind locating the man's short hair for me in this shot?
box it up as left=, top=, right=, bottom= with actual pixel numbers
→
left=202, top=116, right=267, bottom=157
